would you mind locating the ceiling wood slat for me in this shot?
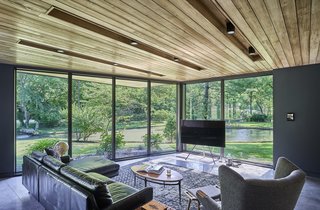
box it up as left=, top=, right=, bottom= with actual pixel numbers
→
left=260, top=0, right=296, bottom=66
left=0, top=0, right=318, bottom=81
left=309, top=0, right=320, bottom=64
left=279, top=0, right=303, bottom=66
left=213, top=0, right=277, bottom=69
left=296, top=0, right=311, bottom=65
left=246, top=0, right=288, bottom=67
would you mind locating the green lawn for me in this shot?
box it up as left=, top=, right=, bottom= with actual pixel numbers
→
left=227, top=121, right=273, bottom=129
left=16, top=138, right=272, bottom=171
left=187, top=141, right=273, bottom=164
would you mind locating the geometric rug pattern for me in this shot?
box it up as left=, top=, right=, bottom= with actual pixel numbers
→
left=113, top=160, right=219, bottom=210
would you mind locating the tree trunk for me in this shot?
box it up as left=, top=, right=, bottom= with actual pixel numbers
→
left=249, top=91, right=253, bottom=115
left=203, top=83, right=209, bottom=119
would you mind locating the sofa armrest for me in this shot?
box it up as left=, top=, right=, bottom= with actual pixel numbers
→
left=105, top=187, right=153, bottom=210
left=196, top=190, right=221, bottom=210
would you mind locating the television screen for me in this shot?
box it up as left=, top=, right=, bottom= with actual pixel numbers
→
left=181, top=120, right=225, bottom=147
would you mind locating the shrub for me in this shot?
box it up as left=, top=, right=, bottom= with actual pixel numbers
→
left=164, top=115, right=176, bottom=142
left=249, top=114, right=268, bottom=122
left=143, top=133, right=163, bottom=150
left=99, top=132, right=125, bottom=154
left=27, top=138, right=59, bottom=154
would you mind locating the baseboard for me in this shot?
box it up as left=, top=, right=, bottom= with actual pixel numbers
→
left=0, top=172, right=21, bottom=178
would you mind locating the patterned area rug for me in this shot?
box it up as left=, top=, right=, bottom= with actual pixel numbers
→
left=113, top=160, right=219, bottom=210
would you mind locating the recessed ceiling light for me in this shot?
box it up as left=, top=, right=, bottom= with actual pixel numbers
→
left=248, top=46, right=256, bottom=55
left=227, top=21, right=235, bottom=35
left=173, top=57, right=179, bottom=62
left=113, top=63, right=118, bottom=66
left=56, top=49, right=64, bottom=53
left=130, top=40, right=138, bottom=46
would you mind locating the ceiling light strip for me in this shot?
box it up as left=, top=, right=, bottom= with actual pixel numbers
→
left=18, top=39, right=164, bottom=77
left=47, top=7, right=203, bottom=71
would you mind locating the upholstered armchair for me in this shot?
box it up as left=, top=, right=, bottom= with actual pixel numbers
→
left=196, top=157, right=306, bottom=210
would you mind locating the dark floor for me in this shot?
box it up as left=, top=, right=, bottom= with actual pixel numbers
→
left=1, top=154, right=320, bottom=210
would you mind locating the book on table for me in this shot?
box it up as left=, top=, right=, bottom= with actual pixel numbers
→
left=138, top=164, right=165, bottom=175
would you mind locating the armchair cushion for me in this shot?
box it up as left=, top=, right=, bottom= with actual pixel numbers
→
left=274, top=156, right=300, bottom=179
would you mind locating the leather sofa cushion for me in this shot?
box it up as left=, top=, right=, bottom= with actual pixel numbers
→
left=61, top=166, right=113, bottom=209
left=67, top=156, right=119, bottom=175
left=87, top=172, right=115, bottom=185
left=43, top=155, right=66, bottom=172
left=31, top=151, right=47, bottom=162
left=108, top=182, right=138, bottom=203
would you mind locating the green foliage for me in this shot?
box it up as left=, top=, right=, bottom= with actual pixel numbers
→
left=249, top=114, right=268, bottom=122
left=164, top=115, right=176, bottom=142
left=142, top=133, right=163, bottom=149
left=99, top=132, right=125, bottom=154
left=27, top=139, right=59, bottom=154
left=70, top=105, right=105, bottom=141
left=16, top=73, right=68, bottom=128
left=152, top=110, right=169, bottom=122
left=186, top=76, right=273, bottom=122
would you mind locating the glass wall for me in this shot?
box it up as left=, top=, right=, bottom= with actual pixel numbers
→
left=115, top=80, right=148, bottom=158
left=224, top=76, right=273, bottom=164
left=72, top=76, right=113, bottom=158
left=185, top=81, right=221, bottom=154
left=151, top=83, right=177, bottom=153
left=16, top=71, right=68, bottom=171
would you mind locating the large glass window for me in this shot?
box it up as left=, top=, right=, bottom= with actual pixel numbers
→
left=115, top=80, right=148, bottom=158
left=16, top=71, right=68, bottom=171
left=71, top=76, right=113, bottom=158
left=185, top=81, right=221, bottom=154
left=224, top=76, right=273, bottom=164
left=151, top=83, right=177, bottom=153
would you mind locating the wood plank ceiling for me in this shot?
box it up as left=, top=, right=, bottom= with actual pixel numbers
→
left=0, top=0, right=319, bottom=82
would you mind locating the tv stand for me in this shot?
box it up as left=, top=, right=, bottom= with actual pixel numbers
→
left=185, top=145, right=216, bottom=163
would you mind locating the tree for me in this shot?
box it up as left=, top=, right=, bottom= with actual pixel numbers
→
left=164, top=115, right=176, bottom=142
left=63, top=105, right=104, bottom=141
left=16, top=73, right=68, bottom=128
left=99, top=132, right=125, bottom=158
left=143, top=133, right=163, bottom=150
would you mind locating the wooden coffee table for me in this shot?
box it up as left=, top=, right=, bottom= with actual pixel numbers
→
left=131, top=165, right=183, bottom=203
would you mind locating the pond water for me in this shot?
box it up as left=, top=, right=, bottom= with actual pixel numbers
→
left=226, top=128, right=273, bottom=142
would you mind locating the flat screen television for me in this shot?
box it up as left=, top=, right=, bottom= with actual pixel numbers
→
left=181, top=120, right=225, bottom=147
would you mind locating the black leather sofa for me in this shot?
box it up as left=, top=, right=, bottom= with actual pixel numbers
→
left=23, top=152, right=153, bottom=210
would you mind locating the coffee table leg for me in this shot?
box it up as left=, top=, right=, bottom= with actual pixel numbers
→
left=187, top=198, right=191, bottom=210
left=144, top=178, right=147, bottom=187
left=134, top=174, right=136, bottom=186
left=179, top=181, right=181, bottom=204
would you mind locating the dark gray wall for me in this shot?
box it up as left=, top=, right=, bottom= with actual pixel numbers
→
left=0, top=64, right=15, bottom=177
left=274, top=64, right=320, bottom=177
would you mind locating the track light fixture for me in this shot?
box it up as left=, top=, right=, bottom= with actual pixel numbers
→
left=173, top=57, right=179, bottom=62
left=248, top=46, right=255, bottom=55
left=227, top=21, right=235, bottom=35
